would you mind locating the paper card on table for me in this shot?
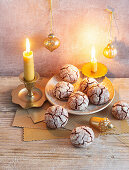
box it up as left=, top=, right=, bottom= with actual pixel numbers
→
left=23, top=128, right=71, bottom=141
left=12, top=109, right=47, bottom=129
left=28, top=101, right=52, bottom=123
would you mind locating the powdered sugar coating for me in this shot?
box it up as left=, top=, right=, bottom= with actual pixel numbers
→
left=80, top=77, right=98, bottom=94
left=45, top=105, right=69, bottom=129
left=53, top=81, right=74, bottom=100
left=60, top=64, right=80, bottom=83
left=70, top=126, right=94, bottom=148
left=112, top=101, right=129, bottom=120
left=87, top=84, right=109, bottom=105
left=68, top=91, right=89, bottom=111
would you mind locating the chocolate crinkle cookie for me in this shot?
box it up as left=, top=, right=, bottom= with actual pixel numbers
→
left=112, top=101, right=129, bottom=120
left=59, top=64, right=80, bottom=83
left=70, top=126, right=94, bottom=148
left=87, top=84, right=109, bottom=105
left=68, top=91, right=89, bottom=111
left=53, top=81, right=74, bottom=100
left=80, top=77, right=98, bottom=94
left=45, top=105, right=68, bottom=129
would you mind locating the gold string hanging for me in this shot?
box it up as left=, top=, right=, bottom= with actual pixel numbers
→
left=107, top=7, right=113, bottom=42
left=50, top=0, right=53, bottom=33
left=103, top=6, right=118, bottom=59
left=44, top=0, right=60, bottom=52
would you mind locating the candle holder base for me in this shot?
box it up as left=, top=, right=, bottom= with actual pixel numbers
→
left=12, top=72, right=46, bottom=109
left=18, top=87, right=42, bottom=103
left=82, top=62, right=108, bottom=78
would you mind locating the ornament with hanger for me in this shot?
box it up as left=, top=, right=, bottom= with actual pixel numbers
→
left=103, top=6, right=119, bottom=59
left=44, top=0, right=60, bottom=52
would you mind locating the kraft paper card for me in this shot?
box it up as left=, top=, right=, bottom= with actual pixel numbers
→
left=12, top=101, right=52, bottom=129
left=23, top=128, right=71, bottom=141
left=28, top=101, right=52, bottom=123
left=12, top=109, right=47, bottom=129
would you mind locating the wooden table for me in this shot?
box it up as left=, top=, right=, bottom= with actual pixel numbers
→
left=0, top=77, right=129, bottom=170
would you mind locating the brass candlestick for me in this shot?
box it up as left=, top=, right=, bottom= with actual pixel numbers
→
left=12, top=72, right=46, bottom=109
left=19, top=72, right=40, bottom=100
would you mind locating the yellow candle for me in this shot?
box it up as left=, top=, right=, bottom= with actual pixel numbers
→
left=91, top=46, right=97, bottom=72
left=23, top=38, right=34, bottom=81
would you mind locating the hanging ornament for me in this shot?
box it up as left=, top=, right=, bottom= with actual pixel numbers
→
left=103, top=43, right=117, bottom=59
left=44, top=0, right=60, bottom=52
left=103, top=6, right=118, bottom=59
left=44, top=33, right=60, bottom=52
left=90, top=117, right=114, bottom=132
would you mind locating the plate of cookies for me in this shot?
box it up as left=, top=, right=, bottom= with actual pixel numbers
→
left=45, top=64, right=115, bottom=115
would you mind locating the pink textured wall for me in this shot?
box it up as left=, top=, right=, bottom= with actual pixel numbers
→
left=0, top=0, right=129, bottom=77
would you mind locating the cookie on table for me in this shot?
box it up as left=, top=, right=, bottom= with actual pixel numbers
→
left=59, top=64, right=80, bottom=83
left=112, top=101, right=129, bottom=120
left=70, top=126, right=94, bottom=148
left=68, top=91, right=89, bottom=111
left=45, top=105, right=68, bottom=129
left=80, top=77, right=98, bottom=94
left=87, top=84, right=109, bottom=105
left=53, top=81, right=74, bottom=100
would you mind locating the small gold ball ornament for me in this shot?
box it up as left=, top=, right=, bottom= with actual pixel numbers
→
left=103, top=43, right=117, bottom=59
left=44, top=33, right=60, bottom=52
left=90, top=117, right=114, bottom=132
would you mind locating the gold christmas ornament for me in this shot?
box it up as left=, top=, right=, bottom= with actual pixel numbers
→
left=44, top=0, right=60, bottom=52
left=90, top=117, right=114, bottom=132
left=44, top=33, right=60, bottom=52
left=103, top=43, right=117, bottom=59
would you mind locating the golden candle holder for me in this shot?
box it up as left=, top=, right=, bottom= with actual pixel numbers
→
left=82, top=62, right=108, bottom=78
left=12, top=72, right=46, bottom=109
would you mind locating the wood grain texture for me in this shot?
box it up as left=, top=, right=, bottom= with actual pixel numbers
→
left=0, top=77, right=129, bottom=170
left=0, top=0, right=129, bottom=77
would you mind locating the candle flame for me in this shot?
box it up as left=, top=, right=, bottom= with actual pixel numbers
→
left=26, top=38, right=30, bottom=53
left=91, top=46, right=97, bottom=62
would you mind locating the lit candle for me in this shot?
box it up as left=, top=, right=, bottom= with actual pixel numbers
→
left=23, top=38, right=34, bottom=81
left=91, top=46, right=97, bottom=72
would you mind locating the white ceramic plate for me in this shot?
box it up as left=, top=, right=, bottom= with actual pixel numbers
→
left=45, top=75, right=115, bottom=115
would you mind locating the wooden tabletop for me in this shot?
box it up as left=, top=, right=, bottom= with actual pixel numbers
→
left=0, top=77, right=129, bottom=170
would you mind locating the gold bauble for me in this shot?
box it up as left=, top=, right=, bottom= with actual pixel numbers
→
left=90, top=117, right=113, bottom=132
left=44, top=33, right=60, bottom=52
left=103, top=43, right=117, bottom=58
